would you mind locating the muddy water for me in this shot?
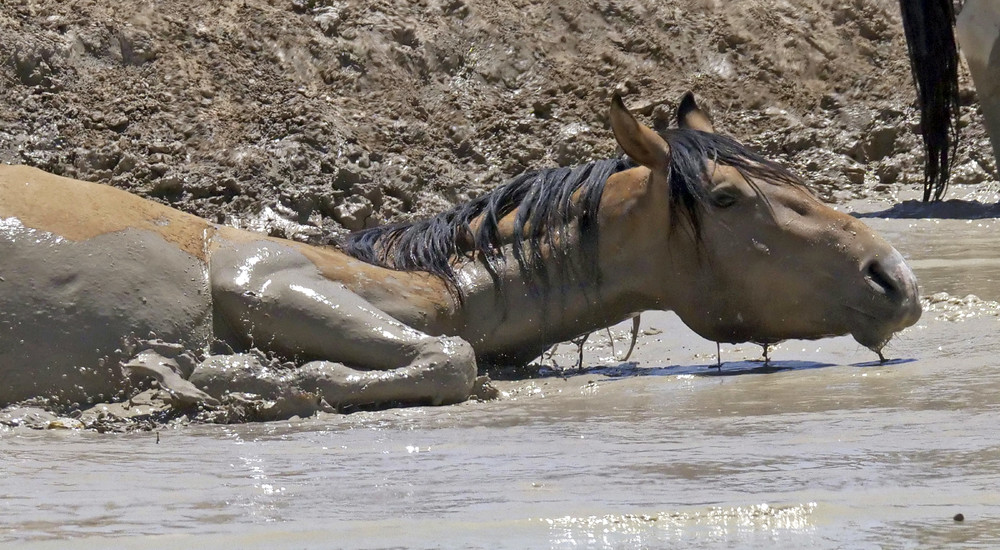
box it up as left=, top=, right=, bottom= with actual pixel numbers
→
left=4, top=192, right=1000, bottom=549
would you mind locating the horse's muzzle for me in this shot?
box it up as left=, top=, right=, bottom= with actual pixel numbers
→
left=855, top=248, right=921, bottom=348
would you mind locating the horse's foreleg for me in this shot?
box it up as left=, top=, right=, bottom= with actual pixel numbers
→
left=294, top=337, right=476, bottom=407
left=211, top=260, right=477, bottom=407
left=193, top=342, right=476, bottom=408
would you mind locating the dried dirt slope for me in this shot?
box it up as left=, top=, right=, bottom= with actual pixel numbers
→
left=0, top=0, right=992, bottom=244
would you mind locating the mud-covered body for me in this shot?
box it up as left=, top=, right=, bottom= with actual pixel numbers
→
left=0, top=168, right=216, bottom=403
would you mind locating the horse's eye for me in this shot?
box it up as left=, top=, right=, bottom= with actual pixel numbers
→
left=710, top=188, right=740, bottom=208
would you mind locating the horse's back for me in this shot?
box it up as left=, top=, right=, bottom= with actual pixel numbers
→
left=0, top=165, right=214, bottom=257
left=0, top=165, right=214, bottom=405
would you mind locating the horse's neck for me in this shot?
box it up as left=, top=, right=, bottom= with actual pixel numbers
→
left=448, top=169, right=668, bottom=363
left=445, top=252, right=642, bottom=363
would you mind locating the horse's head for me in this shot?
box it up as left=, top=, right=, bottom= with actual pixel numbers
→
left=608, top=92, right=921, bottom=353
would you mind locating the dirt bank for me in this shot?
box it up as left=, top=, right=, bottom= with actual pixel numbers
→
left=1, top=0, right=994, bottom=245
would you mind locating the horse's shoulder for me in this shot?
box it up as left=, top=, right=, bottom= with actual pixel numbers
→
left=212, top=225, right=359, bottom=278
left=210, top=225, right=451, bottom=319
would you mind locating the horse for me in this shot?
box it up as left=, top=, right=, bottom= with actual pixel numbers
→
left=900, top=0, right=1000, bottom=200
left=0, top=92, right=922, bottom=411
left=953, top=0, right=1000, bottom=183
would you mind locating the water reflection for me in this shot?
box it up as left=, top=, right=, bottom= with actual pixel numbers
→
left=544, top=503, right=818, bottom=549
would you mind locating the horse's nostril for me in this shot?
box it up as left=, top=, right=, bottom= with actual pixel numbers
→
left=865, top=259, right=898, bottom=297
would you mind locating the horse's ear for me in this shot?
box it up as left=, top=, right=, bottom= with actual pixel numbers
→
left=610, top=93, right=670, bottom=169
left=677, top=91, right=715, bottom=133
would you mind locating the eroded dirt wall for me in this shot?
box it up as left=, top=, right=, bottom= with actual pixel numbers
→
left=0, top=0, right=993, bottom=243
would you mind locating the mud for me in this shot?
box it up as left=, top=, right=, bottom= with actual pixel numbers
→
left=0, top=222, right=214, bottom=405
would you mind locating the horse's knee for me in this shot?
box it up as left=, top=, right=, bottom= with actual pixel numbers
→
left=208, top=278, right=256, bottom=344
left=417, top=335, right=478, bottom=405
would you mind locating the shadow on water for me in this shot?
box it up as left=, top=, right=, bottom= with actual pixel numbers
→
left=853, top=199, right=1000, bottom=220
left=488, top=357, right=916, bottom=381
left=852, top=357, right=916, bottom=368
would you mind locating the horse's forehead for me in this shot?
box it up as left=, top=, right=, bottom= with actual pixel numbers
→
left=602, top=166, right=650, bottom=198
left=705, top=162, right=817, bottom=202
left=700, top=164, right=743, bottom=189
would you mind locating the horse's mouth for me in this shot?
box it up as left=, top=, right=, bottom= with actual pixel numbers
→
left=847, top=301, right=922, bottom=353
left=687, top=294, right=921, bottom=353
left=852, top=330, right=893, bottom=355
left=846, top=256, right=922, bottom=353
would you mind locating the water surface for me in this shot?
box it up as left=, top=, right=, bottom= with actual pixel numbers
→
left=3, top=192, right=1000, bottom=549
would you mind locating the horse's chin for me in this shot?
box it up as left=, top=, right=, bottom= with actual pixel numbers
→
left=849, top=304, right=922, bottom=355
left=851, top=328, right=894, bottom=355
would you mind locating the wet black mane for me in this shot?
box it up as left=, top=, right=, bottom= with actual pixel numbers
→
left=339, top=129, right=802, bottom=291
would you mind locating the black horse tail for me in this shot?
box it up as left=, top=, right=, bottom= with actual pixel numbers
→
left=898, top=0, right=961, bottom=201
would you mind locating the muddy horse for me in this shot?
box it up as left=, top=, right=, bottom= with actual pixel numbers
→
left=0, top=93, right=922, bottom=409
